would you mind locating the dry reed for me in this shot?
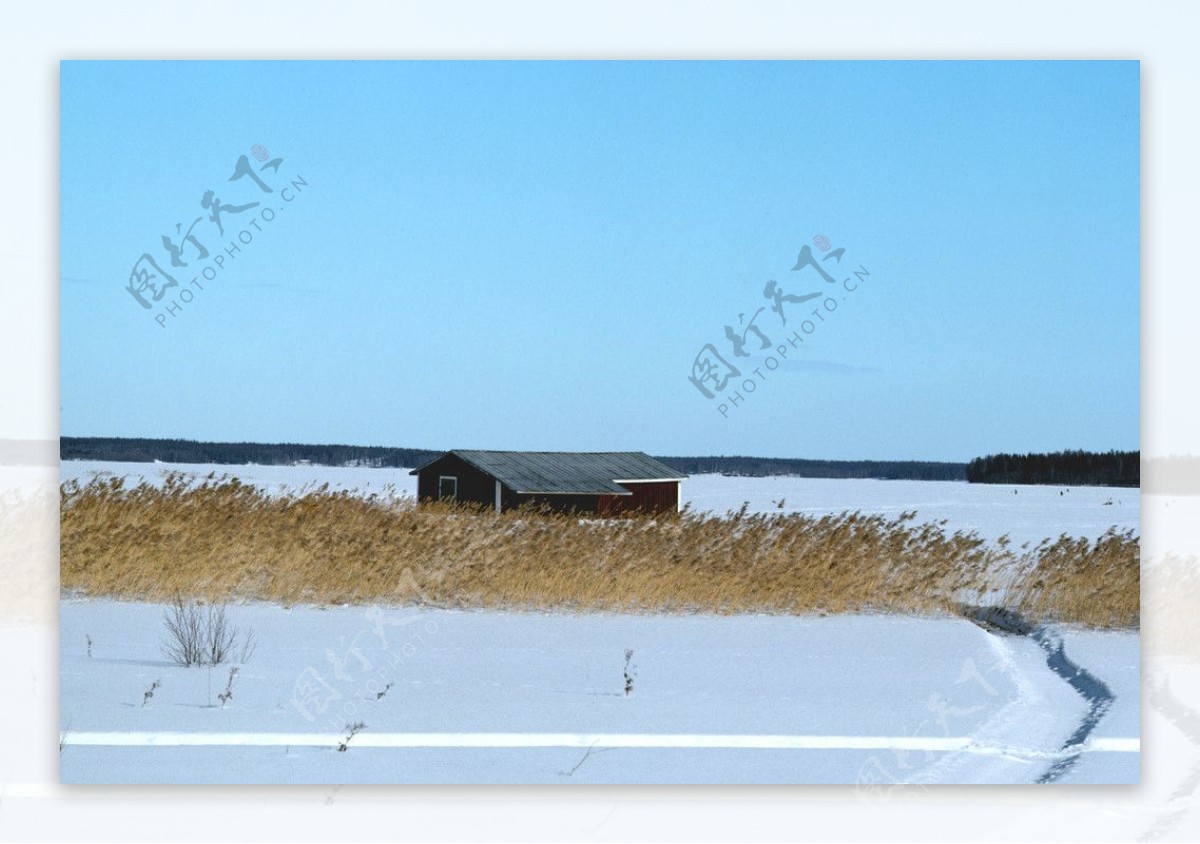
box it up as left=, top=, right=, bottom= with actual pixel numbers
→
left=59, top=474, right=1140, bottom=628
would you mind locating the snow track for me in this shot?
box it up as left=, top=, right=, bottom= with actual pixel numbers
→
left=962, top=605, right=1128, bottom=784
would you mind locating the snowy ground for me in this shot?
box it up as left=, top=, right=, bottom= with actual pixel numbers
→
left=59, top=600, right=1138, bottom=785
left=55, top=461, right=1143, bottom=784
left=60, top=460, right=1140, bottom=547
left=685, top=475, right=1138, bottom=547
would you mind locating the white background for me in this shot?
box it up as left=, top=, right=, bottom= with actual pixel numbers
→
left=2, top=1, right=1197, bottom=841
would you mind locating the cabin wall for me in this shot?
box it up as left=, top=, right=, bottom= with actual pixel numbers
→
left=598, top=481, right=680, bottom=515
left=509, top=492, right=601, bottom=514
left=415, top=454, right=496, bottom=507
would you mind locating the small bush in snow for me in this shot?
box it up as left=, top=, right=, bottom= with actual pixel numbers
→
left=162, top=597, right=256, bottom=667
left=623, top=649, right=636, bottom=697
left=142, top=678, right=161, bottom=707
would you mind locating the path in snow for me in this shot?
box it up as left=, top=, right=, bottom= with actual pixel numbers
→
left=964, top=605, right=1121, bottom=784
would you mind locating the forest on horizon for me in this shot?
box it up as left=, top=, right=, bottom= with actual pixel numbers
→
left=58, top=438, right=1140, bottom=486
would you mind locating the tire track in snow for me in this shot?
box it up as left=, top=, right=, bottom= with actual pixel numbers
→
left=965, top=606, right=1118, bottom=783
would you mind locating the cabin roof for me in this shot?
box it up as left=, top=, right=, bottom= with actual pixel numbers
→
left=410, top=450, right=687, bottom=495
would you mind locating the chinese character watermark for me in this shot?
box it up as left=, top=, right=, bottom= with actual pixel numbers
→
left=688, top=234, right=873, bottom=417
left=124, top=145, right=310, bottom=328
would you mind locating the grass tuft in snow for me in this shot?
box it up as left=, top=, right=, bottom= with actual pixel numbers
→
left=337, top=722, right=365, bottom=752
left=141, top=678, right=161, bottom=707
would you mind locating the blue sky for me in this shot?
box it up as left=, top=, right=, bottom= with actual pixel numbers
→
left=60, top=61, right=1139, bottom=461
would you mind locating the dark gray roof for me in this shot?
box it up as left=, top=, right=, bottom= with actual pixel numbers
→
left=411, top=450, right=687, bottom=495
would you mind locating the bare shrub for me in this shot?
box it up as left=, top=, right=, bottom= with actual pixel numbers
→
left=238, top=628, right=258, bottom=664
left=202, top=603, right=235, bottom=666
left=162, top=597, right=256, bottom=667
left=162, top=597, right=204, bottom=666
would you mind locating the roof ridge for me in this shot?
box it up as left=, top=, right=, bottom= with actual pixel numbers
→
left=412, top=449, right=687, bottom=490
left=453, top=449, right=649, bottom=454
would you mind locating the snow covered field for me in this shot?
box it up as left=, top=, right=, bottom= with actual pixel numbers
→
left=55, top=460, right=1143, bottom=784
left=59, top=600, right=1138, bottom=785
left=61, top=460, right=1140, bottom=547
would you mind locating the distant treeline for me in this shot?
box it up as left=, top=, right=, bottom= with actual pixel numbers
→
left=60, top=437, right=439, bottom=469
left=60, top=437, right=967, bottom=481
left=656, top=455, right=966, bottom=481
left=56, top=438, right=1143, bottom=487
left=966, top=450, right=1139, bottom=487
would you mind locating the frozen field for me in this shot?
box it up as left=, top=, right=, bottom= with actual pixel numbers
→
left=61, top=460, right=1140, bottom=547
left=59, top=600, right=1138, bottom=785
left=54, top=461, right=1144, bottom=784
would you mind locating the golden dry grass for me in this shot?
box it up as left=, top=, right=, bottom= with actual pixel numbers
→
left=59, top=474, right=1140, bottom=628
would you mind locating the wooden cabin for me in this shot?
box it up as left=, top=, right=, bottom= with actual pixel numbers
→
left=410, top=450, right=686, bottom=515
